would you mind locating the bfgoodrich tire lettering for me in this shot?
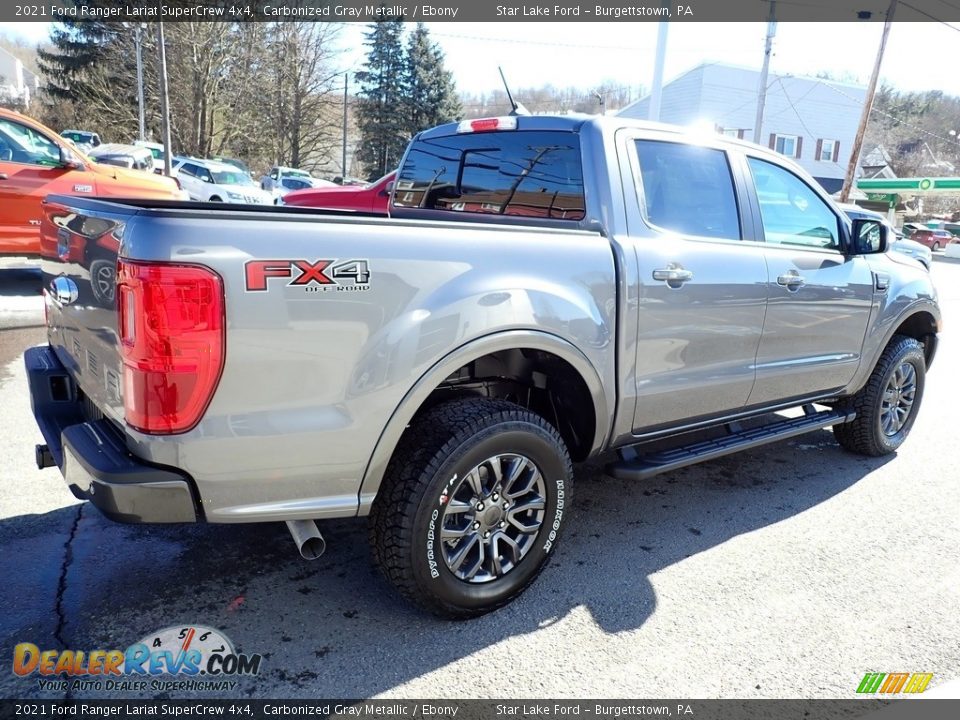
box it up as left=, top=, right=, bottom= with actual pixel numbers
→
left=833, top=335, right=926, bottom=456
left=369, top=398, right=573, bottom=619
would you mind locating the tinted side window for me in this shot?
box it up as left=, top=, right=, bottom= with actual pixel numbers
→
left=394, top=130, right=585, bottom=220
left=179, top=163, right=197, bottom=177
left=635, top=140, right=741, bottom=239
left=748, top=157, right=840, bottom=250
left=0, top=118, right=61, bottom=167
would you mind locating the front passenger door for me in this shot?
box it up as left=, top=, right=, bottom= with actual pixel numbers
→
left=745, top=157, right=874, bottom=405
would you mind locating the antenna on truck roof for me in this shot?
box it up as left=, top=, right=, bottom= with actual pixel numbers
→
left=498, top=66, right=530, bottom=117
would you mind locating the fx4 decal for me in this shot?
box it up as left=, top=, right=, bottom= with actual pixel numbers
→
left=245, top=259, right=371, bottom=293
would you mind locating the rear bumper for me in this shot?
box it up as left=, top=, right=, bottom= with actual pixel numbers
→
left=25, top=345, right=200, bottom=523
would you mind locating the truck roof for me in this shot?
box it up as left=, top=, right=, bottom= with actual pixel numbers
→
left=418, top=113, right=780, bottom=156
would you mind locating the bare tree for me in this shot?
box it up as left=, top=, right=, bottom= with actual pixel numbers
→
left=259, top=22, right=343, bottom=171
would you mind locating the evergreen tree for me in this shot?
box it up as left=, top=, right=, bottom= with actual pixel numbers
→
left=354, top=19, right=408, bottom=179
left=402, top=23, right=461, bottom=138
left=36, top=2, right=141, bottom=133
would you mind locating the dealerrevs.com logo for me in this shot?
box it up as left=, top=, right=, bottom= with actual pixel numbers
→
left=13, top=626, right=262, bottom=693
left=856, top=672, right=933, bottom=694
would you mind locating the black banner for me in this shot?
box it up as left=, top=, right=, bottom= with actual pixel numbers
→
left=3, top=0, right=960, bottom=24
left=2, top=700, right=960, bottom=720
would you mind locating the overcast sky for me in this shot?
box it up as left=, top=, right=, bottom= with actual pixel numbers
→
left=7, top=21, right=960, bottom=102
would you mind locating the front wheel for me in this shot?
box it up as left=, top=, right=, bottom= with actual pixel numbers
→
left=932, top=242, right=940, bottom=252
left=833, top=335, right=926, bottom=456
left=369, top=398, right=572, bottom=619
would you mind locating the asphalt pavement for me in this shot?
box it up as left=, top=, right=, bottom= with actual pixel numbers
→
left=1, top=257, right=958, bottom=700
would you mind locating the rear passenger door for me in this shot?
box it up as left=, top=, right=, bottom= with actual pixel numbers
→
left=623, top=133, right=769, bottom=431
left=744, top=156, right=874, bottom=404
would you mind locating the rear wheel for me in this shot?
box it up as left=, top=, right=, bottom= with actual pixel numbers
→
left=369, top=398, right=572, bottom=619
left=209, top=196, right=222, bottom=202
left=833, top=335, right=926, bottom=456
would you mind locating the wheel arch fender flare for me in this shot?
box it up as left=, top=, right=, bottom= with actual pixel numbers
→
left=357, top=330, right=610, bottom=515
left=849, top=300, right=941, bottom=394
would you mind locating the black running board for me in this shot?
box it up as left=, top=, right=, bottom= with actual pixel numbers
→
left=606, top=406, right=855, bottom=481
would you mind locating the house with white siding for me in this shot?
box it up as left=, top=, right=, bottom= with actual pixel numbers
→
left=0, top=46, right=41, bottom=108
left=618, top=63, right=866, bottom=194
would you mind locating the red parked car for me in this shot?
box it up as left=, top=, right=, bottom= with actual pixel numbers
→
left=280, top=171, right=395, bottom=214
left=910, top=229, right=956, bottom=251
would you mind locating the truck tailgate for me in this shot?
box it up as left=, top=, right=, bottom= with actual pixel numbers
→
left=39, top=197, right=138, bottom=426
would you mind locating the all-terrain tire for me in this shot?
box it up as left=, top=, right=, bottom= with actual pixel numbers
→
left=368, top=398, right=573, bottom=619
left=833, top=335, right=926, bottom=456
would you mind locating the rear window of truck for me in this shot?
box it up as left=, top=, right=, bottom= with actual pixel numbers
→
left=394, top=130, right=585, bottom=221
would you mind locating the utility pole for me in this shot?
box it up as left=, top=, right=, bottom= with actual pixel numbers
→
left=649, top=21, right=669, bottom=122
left=840, top=0, right=897, bottom=203
left=135, top=24, right=146, bottom=142
left=342, top=73, right=349, bottom=180
left=753, top=1, right=777, bottom=144
left=157, top=22, right=173, bottom=176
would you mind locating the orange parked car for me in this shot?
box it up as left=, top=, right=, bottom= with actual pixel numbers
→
left=0, top=108, right=185, bottom=258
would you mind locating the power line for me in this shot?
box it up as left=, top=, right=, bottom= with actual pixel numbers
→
left=432, top=31, right=641, bottom=52
left=931, top=0, right=960, bottom=13
left=898, top=0, right=960, bottom=30
left=819, top=79, right=960, bottom=147
left=773, top=77, right=819, bottom=142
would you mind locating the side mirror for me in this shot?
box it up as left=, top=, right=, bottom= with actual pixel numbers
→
left=851, top=218, right=888, bottom=255
left=59, top=146, right=82, bottom=170
left=381, top=181, right=394, bottom=196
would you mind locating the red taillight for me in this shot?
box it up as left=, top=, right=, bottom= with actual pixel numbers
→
left=117, top=260, right=225, bottom=434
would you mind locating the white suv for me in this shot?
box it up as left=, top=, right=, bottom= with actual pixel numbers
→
left=174, top=158, right=272, bottom=204
left=262, top=165, right=314, bottom=193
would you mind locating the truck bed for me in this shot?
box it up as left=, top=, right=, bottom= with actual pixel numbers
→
left=35, top=193, right=618, bottom=523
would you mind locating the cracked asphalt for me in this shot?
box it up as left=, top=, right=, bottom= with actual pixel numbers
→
left=1, top=258, right=958, bottom=701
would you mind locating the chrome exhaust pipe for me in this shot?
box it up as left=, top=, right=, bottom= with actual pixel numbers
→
left=285, top=519, right=326, bottom=560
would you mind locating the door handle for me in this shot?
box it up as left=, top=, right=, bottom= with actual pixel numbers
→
left=652, top=266, right=694, bottom=286
left=777, top=272, right=806, bottom=289
left=0, top=173, right=8, bottom=180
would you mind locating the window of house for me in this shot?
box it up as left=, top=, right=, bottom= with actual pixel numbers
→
left=817, top=139, right=839, bottom=162
left=748, top=157, right=840, bottom=251
left=635, top=140, right=742, bottom=240
left=720, top=128, right=746, bottom=139
left=771, top=134, right=801, bottom=159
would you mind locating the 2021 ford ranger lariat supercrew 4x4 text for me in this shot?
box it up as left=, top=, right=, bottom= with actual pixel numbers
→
left=26, top=115, right=940, bottom=617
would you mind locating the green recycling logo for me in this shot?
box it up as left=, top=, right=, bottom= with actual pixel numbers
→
left=919, top=178, right=933, bottom=191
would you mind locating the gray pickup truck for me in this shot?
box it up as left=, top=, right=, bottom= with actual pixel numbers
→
left=27, top=115, right=940, bottom=618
